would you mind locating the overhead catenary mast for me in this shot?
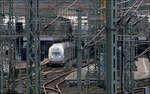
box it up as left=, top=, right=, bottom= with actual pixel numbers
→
left=25, top=0, right=40, bottom=94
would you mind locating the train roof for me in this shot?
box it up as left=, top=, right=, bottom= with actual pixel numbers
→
left=50, top=42, right=73, bottom=49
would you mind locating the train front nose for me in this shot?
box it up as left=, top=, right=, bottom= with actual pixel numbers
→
left=51, top=54, right=63, bottom=61
left=50, top=51, right=64, bottom=63
left=48, top=44, right=64, bottom=65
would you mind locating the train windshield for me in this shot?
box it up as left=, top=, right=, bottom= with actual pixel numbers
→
left=52, top=52, right=61, bottom=56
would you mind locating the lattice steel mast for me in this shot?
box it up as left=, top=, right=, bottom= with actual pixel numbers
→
left=25, top=0, right=40, bottom=94
left=77, top=9, right=82, bottom=94
left=105, top=0, right=117, bottom=94
left=0, top=0, right=4, bottom=93
left=8, top=0, right=16, bottom=92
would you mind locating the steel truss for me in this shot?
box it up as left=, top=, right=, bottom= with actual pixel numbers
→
left=8, top=0, right=16, bottom=92
left=105, top=0, right=118, bottom=94
left=25, top=0, right=40, bottom=94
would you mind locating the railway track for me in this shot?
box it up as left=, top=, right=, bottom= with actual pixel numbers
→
left=43, top=71, right=72, bottom=94
left=134, top=86, right=150, bottom=94
left=42, top=59, right=94, bottom=94
left=15, top=59, right=50, bottom=82
left=14, top=59, right=94, bottom=93
left=118, top=78, right=150, bottom=94
left=135, top=78, right=150, bottom=88
left=15, top=59, right=66, bottom=93
left=15, top=66, right=67, bottom=93
left=134, top=78, right=150, bottom=94
left=134, top=87, right=145, bottom=94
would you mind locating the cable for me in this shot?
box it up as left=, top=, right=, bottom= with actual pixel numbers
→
left=134, top=0, right=144, bottom=12
left=133, top=15, right=148, bottom=26
left=134, top=46, right=150, bottom=59
left=43, top=0, right=78, bottom=31
left=117, top=0, right=130, bottom=5
left=117, top=0, right=140, bottom=24
left=86, top=37, right=104, bottom=48
left=122, top=0, right=139, bottom=17
left=117, top=0, right=146, bottom=25
left=84, top=27, right=105, bottom=48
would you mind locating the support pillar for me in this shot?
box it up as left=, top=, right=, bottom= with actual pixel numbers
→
left=0, top=1, right=4, bottom=93
left=105, top=0, right=117, bottom=94
left=77, top=9, right=82, bottom=94
left=25, top=0, right=40, bottom=94
left=8, top=0, right=16, bottom=92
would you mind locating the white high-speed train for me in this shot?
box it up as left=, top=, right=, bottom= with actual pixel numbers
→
left=48, top=42, right=76, bottom=66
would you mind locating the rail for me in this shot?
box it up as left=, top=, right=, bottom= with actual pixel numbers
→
left=43, top=71, right=72, bottom=94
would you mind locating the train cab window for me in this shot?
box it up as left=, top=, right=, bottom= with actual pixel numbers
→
left=52, top=52, right=60, bottom=55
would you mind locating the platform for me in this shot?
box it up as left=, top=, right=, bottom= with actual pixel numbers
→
left=65, top=57, right=150, bottom=84
left=134, top=57, right=150, bottom=80
left=65, top=64, right=100, bottom=86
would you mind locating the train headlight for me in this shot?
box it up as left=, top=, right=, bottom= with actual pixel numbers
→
left=60, top=55, right=64, bottom=59
left=49, top=55, right=53, bottom=59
